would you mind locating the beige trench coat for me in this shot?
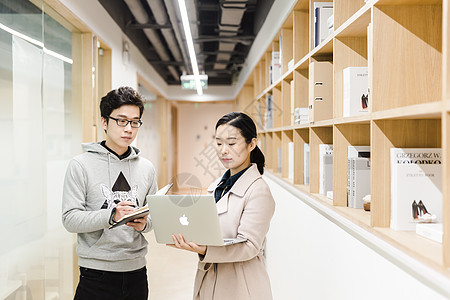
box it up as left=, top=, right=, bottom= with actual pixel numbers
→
left=193, top=164, right=275, bottom=300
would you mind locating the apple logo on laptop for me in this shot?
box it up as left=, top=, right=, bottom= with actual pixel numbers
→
left=179, top=214, right=189, bottom=226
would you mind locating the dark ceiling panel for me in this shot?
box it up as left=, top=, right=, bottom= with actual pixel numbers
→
left=98, top=0, right=274, bottom=86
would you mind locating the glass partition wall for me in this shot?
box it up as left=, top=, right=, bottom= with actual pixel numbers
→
left=0, top=0, right=82, bottom=298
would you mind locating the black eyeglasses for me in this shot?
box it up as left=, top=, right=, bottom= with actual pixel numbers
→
left=108, top=116, right=143, bottom=128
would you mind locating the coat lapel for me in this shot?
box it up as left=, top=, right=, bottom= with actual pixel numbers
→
left=207, top=164, right=261, bottom=215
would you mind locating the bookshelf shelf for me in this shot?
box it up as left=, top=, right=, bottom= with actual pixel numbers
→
left=371, top=102, right=444, bottom=120
left=236, top=0, right=450, bottom=273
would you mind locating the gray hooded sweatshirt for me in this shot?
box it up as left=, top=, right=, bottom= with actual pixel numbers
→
left=62, top=142, right=157, bottom=272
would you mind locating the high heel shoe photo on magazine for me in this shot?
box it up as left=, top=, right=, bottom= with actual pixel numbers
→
left=412, top=200, right=437, bottom=223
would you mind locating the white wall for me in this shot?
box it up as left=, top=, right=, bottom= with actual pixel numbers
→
left=264, top=175, right=450, bottom=300
left=177, top=102, right=233, bottom=188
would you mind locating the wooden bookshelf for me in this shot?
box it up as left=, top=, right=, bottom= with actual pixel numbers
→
left=236, top=0, right=450, bottom=273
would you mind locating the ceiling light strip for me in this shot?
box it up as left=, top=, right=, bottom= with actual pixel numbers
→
left=0, top=22, right=73, bottom=64
left=177, top=0, right=203, bottom=96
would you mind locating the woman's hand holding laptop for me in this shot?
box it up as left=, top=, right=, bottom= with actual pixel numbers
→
left=168, top=233, right=206, bottom=255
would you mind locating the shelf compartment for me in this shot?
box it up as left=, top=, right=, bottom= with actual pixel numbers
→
left=282, top=78, right=292, bottom=126
left=334, top=0, right=368, bottom=31
left=310, top=126, right=333, bottom=194
left=371, top=119, right=442, bottom=228
left=334, top=36, right=368, bottom=119
left=333, top=124, right=371, bottom=207
left=310, top=36, right=334, bottom=59
left=371, top=4, right=442, bottom=112
left=293, top=9, right=309, bottom=63
left=281, top=13, right=294, bottom=75
left=272, top=131, right=282, bottom=174
left=266, top=132, right=273, bottom=170
left=294, top=128, right=310, bottom=185
left=335, top=4, right=371, bottom=38
left=272, top=85, right=282, bottom=128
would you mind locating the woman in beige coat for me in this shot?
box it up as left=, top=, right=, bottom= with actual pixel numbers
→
left=170, top=112, right=275, bottom=300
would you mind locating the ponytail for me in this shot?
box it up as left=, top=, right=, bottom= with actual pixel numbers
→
left=250, top=145, right=265, bottom=175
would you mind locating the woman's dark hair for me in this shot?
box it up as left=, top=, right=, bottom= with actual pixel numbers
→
left=100, top=86, right=145, bottom=120
left=215, top=112, right=265, bottom=174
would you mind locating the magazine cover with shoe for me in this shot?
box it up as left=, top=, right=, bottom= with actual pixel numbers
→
left=390, top=148, right=442, bottom=231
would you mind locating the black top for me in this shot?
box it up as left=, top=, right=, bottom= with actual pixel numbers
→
left=214, top=166, right=250, bottom=203
left=100, top=140, right=131, bottom=160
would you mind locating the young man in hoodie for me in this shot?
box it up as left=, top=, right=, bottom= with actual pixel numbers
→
left=62, top=86, right=157, bottom=299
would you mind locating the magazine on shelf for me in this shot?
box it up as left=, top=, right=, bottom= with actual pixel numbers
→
left=347, top=146, right=370, bottom=208
left=351, top=157, right=371, bottom=209
left=109, top=183, right=173, bottom=229
left=390, top=148, right=442, bottom=231
left=271, top=51, right=281, bottom=83
left=343, top=67, right=369, bottom=117
left=288, top=142, right=294, bottom=181
left=314, top=2, right=333, bottom=47
left=304, top=143, right=310, bottom=185
left=319, top=144, right=333, bottom=195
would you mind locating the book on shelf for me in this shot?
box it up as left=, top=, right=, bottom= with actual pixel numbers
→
left=109, top=183, right=173, bottom=229
left=271, top=51, right=281, bottom=83
left=319, top=144, right=333, bottom=195
left=327, top=14, right=334, bottom=35
left=367, top=23, right=373, bottom=106
left=288, top=142, right=294, bottom=181
left=343, top=67, right=369, bottom=117
left=351, top=157, right=371, bottom=209
left=314, top=2, right=333, bottom=47
left=416, top=223, right=443, bottom=243
left=265, top=94, right=273, bottom=129
left=304, top=143, right=310, bottom=185
left=347, top=146, right=370, bottom=208
left=279, top=34, right=283, bottom=74
left=309, top=61, right=333, bottom=123
left=390, top=148, right=442, bottom=231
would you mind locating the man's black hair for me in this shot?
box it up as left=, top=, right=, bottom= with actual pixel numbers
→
left=100, top=86, right=145, bottom=121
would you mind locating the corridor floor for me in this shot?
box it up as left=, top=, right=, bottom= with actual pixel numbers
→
left=145, top=231, right=198, bottom=299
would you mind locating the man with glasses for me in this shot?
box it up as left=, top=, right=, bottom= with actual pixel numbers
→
left=62, top=86, right=157, bottom=299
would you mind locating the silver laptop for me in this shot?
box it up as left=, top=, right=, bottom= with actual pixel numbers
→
left=147, top=194, right=246, bottom=246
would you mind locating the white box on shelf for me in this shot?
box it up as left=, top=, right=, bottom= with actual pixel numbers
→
left=343, top=67, right=369, bottom=117
left=326, top=191, right=333, bottom=200
left=416, top=223, right=443, bottom=243
left=319, top=144, right=333, bottom=195
left=390, top=148, right=442, bottom=231
left=314, top=2, right=333, bottom=47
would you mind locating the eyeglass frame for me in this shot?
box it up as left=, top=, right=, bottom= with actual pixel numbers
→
left=107, top=116, right=143, bottom=128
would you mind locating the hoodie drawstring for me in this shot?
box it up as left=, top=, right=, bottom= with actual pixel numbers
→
left=107, top=153, right=112, bottom=188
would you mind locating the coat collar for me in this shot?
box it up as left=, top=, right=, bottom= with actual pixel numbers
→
left=207, top=164, right=261, bottom=214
